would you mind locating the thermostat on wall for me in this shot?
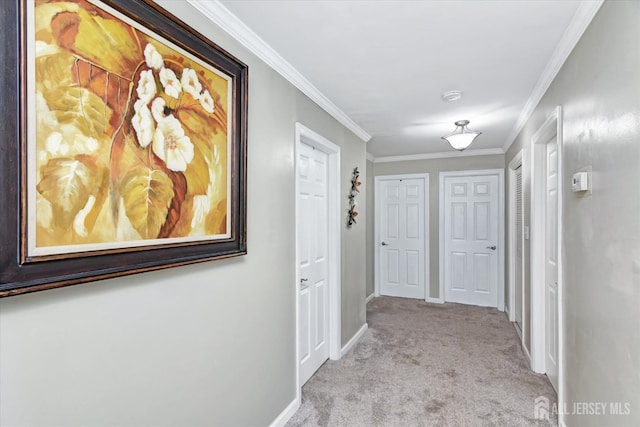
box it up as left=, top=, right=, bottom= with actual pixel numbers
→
left=572, top=171, right=589, bottom=192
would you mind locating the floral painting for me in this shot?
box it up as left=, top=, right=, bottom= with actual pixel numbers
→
left=29, top=0, right=232, bottom=257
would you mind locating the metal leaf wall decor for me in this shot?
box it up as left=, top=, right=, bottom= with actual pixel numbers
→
left=347, top=167, right=361, bottom=227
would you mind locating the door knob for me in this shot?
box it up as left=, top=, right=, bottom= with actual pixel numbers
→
left=486, top=245, right=496, bottom=250
left=381, top=242, right=388, bottom=246
left=300, top=278, right=308, bottom=283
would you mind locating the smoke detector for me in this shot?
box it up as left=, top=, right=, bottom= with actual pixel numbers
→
left=442, top=90, right=463, bottom=102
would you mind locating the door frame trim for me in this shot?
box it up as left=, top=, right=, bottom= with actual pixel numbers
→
left=507, top=150, right=524, bottom=332
left=374, top=173, right=430, bottom=302
left=530, top=106, right=564, bottom=423
left=294, top=123, right=342, bottom=396
left=439, top=169, right=505, bottom=310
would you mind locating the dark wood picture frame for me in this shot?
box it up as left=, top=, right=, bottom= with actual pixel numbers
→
left=0, top=0, right=248, bottom=297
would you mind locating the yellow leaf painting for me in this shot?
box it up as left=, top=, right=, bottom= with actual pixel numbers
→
left=120, top=167, right=175, bottom=240
left=37, top=155, right=105, bottom=230
left=31, top=0, right=231, bottom=256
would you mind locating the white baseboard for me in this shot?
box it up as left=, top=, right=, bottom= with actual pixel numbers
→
left=269, top=396, right=300, bottom=427
left=426, top=297, right=444, bottom=304
left=340, top=323, right=368, bottom=358
left=515, top=323, right=523, bottom=340
left=366, top=293, right=375, bottom=303
left=522, top=342, right=531, bottom=363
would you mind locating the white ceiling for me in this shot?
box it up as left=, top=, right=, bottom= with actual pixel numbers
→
left=216, top=0, right=594, bottom=158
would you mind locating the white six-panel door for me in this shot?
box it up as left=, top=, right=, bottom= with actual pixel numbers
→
left=443, top=174, right=500, bottom=307
left=298, top=142, right=330, bottom=385
left=545, top=139, right=559, bottom=391
left=378, top=176, right=427, bottom=300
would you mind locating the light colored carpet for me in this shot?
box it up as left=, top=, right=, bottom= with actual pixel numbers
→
left=286, top=296, right=557, bottom=427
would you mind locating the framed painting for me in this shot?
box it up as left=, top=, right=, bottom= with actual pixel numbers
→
left=0, top=0, right=248, bottom=297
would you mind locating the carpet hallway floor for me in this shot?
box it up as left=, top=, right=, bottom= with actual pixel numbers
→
left=286, top=296, right=557, bottom=427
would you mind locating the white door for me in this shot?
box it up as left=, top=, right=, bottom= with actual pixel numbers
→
left=514, top=166, right=524, bottom=334
left=545, top=139, right=559, bottom=391
left=443, top=174, right=499, bottom=307
left=297, top=142, right=330, bottom=385
left=378, top=177, right=426, bottom=299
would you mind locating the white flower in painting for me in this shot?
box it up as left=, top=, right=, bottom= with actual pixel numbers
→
left=144, top=43, right=164, bottom=70
left=131, top=100, right=155, bottom=147
left=72, top=134, right=99, bottom=153
left=152, top=115, right=194, bottom=172
left=159, top=67, right=182, bottom=99
left=59, top=142, right=69, bottom=155
left=85, top=137, right=99, bottom=153
left=136, top=69, right=157, bottom=104
left=181, top=68, right=202, bottom=99
left=151, top=97, right=168, bottom=123
left=45, top=132, right=63, bottom=154
left=133, top=98, right=144, bottom=113
left=199, top=89, right=215, bottom=114
left=151, top=97, right=172, bottom=123
left=36, top=92, right=58, bottom=128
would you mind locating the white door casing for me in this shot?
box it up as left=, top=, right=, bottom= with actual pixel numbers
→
left=295, top=123, right=341, bottom=396
left=374, top=174, right=429, bottom=301
left=377, top=176, right=427, bottom=299
left=508, top=150, right=525, bottom=342
left=545, top=139, right=559, bottom=391
left=530, top=106, right=564, bottom=422
left=515, top=167, right=524, bottom=334
left=439, top=170, right=504, bottom=310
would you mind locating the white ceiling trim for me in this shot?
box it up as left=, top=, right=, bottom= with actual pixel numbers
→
left=366, top=152, right=376, bottom=162
left=370, top=148, right=504, bottom=164
left=186, top=0, right=372, bottom=143
left=502, top=0, right=604, bottom=152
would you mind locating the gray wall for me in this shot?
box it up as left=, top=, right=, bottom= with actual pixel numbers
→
left=0, top=2, right=367, bottom=426
left=505, top=1, right=640, bottom=425
left=370, top=154, right=505, bottom=299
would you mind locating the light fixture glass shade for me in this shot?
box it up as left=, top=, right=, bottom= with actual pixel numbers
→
left=442, top=120, right=481, bottom=151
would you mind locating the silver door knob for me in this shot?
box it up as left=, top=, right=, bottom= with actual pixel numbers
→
left=381, top=242, right=388, bottom=246
left=486, top=245, right=496, bottom=250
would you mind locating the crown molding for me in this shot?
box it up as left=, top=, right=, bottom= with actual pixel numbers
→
left=370, top=148, right=504, bottom=164
left=366, top=152, right=376, bottom=162
left=502, top=0, right=604, bottom=152
left=186, top=0, right=372, bottom=143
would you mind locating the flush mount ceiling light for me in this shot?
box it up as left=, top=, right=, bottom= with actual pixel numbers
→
left=441, top=90, right=463, bottom=102
left=442, top=120, right=482, bottom=151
